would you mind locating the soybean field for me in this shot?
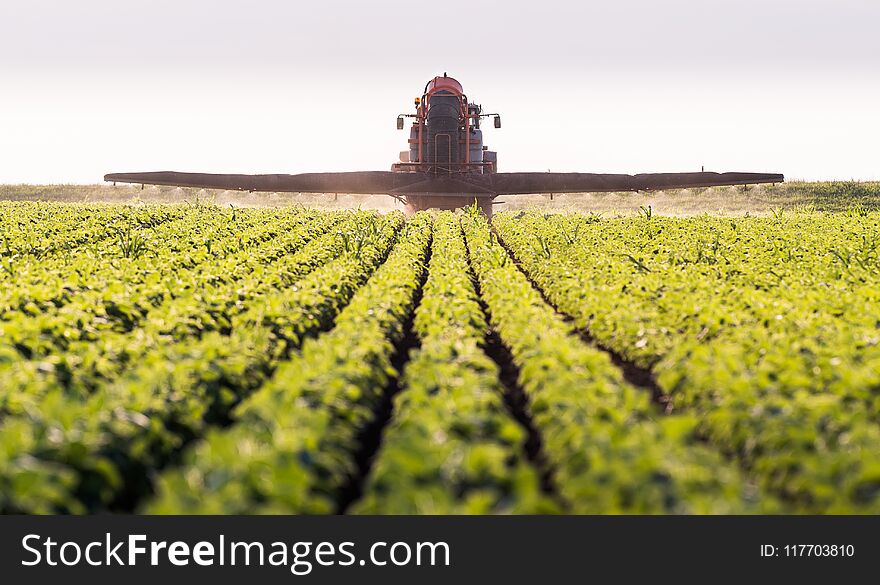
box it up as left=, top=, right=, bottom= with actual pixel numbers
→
left=1, top=200, right=879, bottom=514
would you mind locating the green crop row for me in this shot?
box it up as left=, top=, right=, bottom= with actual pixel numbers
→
left=463, top=208, right=759, bottom=513
left=4, top=201, right=877, bottom=515
left=0, top=212, right=404, bottom=513
left=494, top=210, right=880, bottom=512
left=0, top=204, right=294, bottom=318
left=0, top=202, right=188, bottom=261
left=145, top=212, right=433, bottom=513
left=0, top=208, right=325, bottom=353
left=0, top=210, right=347, bottom=415
left=354, top=211, right=552, bottom=514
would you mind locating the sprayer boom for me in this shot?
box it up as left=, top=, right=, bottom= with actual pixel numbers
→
left=105, top=74, right=783, bottom=213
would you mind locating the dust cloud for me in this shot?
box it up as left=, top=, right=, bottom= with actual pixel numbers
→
left=2, top=182, right=878, bottom=216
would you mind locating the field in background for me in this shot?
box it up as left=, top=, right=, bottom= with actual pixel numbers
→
left=2, top=181, right=880, bottom=215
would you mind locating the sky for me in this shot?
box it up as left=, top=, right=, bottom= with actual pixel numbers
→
left=0, top=0, right=878, bottom=183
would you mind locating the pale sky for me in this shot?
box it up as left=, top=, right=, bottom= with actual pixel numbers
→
left=1, top=0, right=878, bottom=183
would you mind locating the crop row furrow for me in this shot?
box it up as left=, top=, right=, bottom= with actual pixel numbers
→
left=490, top=221, right=672, bottom=412
left=0, top=210, right=303, bottom=340
left=0, top=202, right=188, bottom=262
left=0, top=210, right=320, bottom=352
left=0, top=205, right=287, bottom=317
left=0, top=203, right=220, bottom=282
left=144, top=212, right=432, bottom=514
left=494, top=210, right=880, bottom=511
left=481, top=329, right=565, bottom=505
left=354, top=211, right=553, bottom=514
left=464, top=209, right=761, bottom=513
left=0, top=212, right=348, bottom=414
left=0, top=212, right=404, bottom=513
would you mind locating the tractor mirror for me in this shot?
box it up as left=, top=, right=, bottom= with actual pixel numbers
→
left=494, top=115, right=501, bottom=129
left=397, top=117, right=405, bottom=130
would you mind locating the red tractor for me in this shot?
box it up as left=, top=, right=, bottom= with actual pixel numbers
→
left=106, top=74, right=783, bottom=215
